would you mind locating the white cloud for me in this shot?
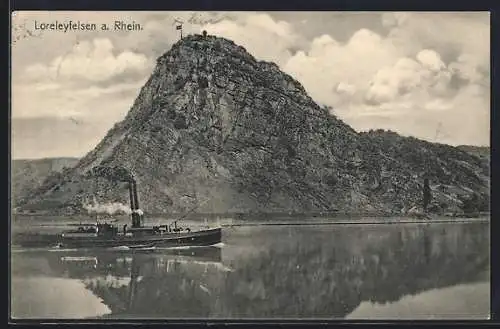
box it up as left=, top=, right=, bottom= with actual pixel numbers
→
left=23, top=38, right=150, bottom=83
left=283, top=29, right=401, bottom=106
left=336, top=81, right=356, bottom=95
left=416, top=49, right=446, bottom=72
left=448, top=53, right=485, bottom=84
left=245, top=13, right=294, bottom=39
left=337, top=82, right=489, bottom=146
left=383, top=12, right=489, bottom=61
left=202, top=13, right=303, bottom=66
left=364, top=50, right=454, bottom=105
left=282, top=29, right=463, bottom=110
left=281, top=13, right=489, bottom=146
left=13, top=35, right=150, bottom=130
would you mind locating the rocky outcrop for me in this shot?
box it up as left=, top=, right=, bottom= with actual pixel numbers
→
left=17, top=34, right=490, bottom=216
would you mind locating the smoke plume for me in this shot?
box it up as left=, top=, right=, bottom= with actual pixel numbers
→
left=132, top=209, right=144, bottom=216
left=83, top=197, right=132, bottom=215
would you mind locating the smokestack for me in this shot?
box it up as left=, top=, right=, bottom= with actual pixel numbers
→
left=129, top=182, right=136, bottom=210
left=128, top=182, right=136, bottom=226
left=132, top=181, right=140, bottom=211
left=131, top=180, right=142, bottom=228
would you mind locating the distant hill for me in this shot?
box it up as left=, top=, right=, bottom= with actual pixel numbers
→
left=11, top=158, right=79, bottom=207
left=456, top=145, right=490, bottom=161
left=359, top=130, right=489, bottom=214
left=15, top=34, right=490, bottom=216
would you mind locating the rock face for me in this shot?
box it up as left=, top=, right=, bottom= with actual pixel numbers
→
left=17, top=34, right=490, bottom=215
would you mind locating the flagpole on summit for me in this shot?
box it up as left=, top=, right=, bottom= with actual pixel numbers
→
left=174, top=19, right=184, bottom=39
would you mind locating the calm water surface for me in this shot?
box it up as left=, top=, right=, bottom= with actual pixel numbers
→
left=10, top=221, right=490, bottom=319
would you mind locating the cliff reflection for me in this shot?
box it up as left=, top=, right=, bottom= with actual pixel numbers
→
left=47, top=247, right=225, bottom=318
left=209, top=223, right=488, bottom=318
left=42, top=223, right=489, bottom=319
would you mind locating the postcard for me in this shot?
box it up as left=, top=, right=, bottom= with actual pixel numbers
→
left=10, top=11, right=490, bottom=320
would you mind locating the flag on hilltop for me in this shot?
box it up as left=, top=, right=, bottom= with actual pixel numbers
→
left=174, top=19, right=184, bottom=39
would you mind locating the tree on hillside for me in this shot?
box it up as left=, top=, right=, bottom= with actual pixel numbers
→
left=423, top=177, right=431, bottom=213
left=460, top=192, right=489, bottom=214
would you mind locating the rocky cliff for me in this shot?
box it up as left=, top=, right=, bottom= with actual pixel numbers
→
left=17, top=34, right=490, bottom=215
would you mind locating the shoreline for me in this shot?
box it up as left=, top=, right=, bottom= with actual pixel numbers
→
left=12, top=211, right=491, bottom=220
left=224, top=218, right=490, bottom=227
left=11, top=216, right=490, bottom=231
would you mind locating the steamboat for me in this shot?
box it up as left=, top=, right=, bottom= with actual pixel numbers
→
left=14, top=175, right=222, bottom=249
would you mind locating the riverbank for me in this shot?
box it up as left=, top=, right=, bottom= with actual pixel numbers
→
left=225, top=216, right=490, bottom=227
left=11, top=211, right=490, bottom=221
left=10, top=214, right=489, bottom=235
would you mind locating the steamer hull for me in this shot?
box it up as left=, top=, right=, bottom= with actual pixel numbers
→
left=56, top=227, right=222, bottom=249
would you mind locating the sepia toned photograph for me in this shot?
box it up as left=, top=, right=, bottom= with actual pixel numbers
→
left=10, top=11, right=490, bottom=320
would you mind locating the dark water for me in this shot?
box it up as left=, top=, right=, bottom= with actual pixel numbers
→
left=10, top=222, right=490, bottom=320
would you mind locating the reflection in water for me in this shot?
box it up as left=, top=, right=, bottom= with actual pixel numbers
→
left=83, top=247, right=226, bottom=318
left=10, top=222, right=489, bottom=319
left=11, top=247, right=226, bottom=319
left=10, top=277, right=112, bottom=319
left=347, top=282, right=490, bottom=320
left=215, top=223, right=489, bottom=319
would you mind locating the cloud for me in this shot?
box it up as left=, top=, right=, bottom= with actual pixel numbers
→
left=382, top=12, right=489, bottom=66
left=22, top=38, right=150, bottom=85
left=202, top=13, right=304, bottom=66
left=336, top=81, right=356, bottom=95
left=281, top=12, right=489, bottom=146
left=416, top=49, right=446, bottom=71
left=338, top=81, right=489, bottom=146
left=448, top=53, right=487, bottom=85
left=13, top=35, right=149, bottom=129
left=282, top=26, right=471, bottom=109
left=364, top=50, right=454, bottom=105
left=283, top=29, right=401, bottom=107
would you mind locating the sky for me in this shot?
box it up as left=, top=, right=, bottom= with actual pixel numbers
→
left=11, top=11, right=490, bottom=159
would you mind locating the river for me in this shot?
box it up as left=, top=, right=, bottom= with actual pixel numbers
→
left=10, top=220, right=490, bottom=320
